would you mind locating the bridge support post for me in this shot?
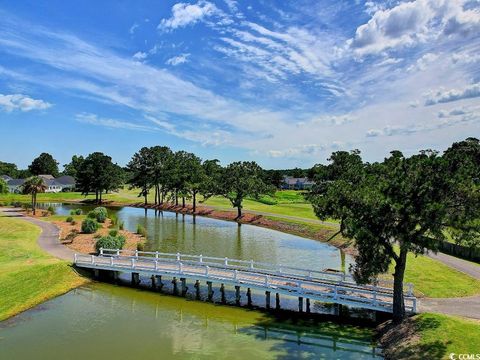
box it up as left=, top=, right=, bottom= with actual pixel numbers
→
left=156, top=275, right=163, bottom=290
left=265, top=291, right=271, bottom=309
left=306, top=298, right=311, bottom=313
left=131, top=272, right=139, bottom=286
left=275, top=293, right=280, bottom=310
left=333, top=303, right=342, bottom=316
left=298, top=297, right=303, bottom=313
left=235, top=286, right=241, bottom=305
left=180, top=278, right=188, bottom=296
left=247, top=288, right=252, bottom=307
left=207, top=281, right=214, bottom=301
left=151, top=275, right=157, bottom=289
left=194, top=280, right=200, bottom=299
left=94, top=269, right=99, bottom=278
left=172, top=277, right=178, bottom=295
left=220, top=284, right=226, bottom=303
left=113, top=271, right=119, bottom=283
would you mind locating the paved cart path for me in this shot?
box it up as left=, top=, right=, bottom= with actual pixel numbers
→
left=0, top=207, right=74, bottom=261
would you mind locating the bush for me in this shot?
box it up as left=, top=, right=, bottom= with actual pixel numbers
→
left=95, top=234, right=126, bottom=252
left=109, top=229, right=119, bottom=237
left=119, top=221, right=124, bottom=230
left=66, top=216, right=74, bottom=223
left=70, top=209, right=83, bottom=216
left=47, top=206, right=55, bottom=214
left=87, top=207, right=108, bottom=223
left=137, top=241, right=145, bottom=251
left=81, top=218, right=99, bottom=234
left=71, top=220, right=76, bottom=225
left=137, top=224, right=147, bottom=237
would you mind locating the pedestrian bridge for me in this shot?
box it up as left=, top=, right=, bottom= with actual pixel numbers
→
left=74, top=249, right=417, bottom=314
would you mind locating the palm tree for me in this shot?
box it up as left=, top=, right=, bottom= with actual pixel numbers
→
left=22, top=176, right=47, bottom=215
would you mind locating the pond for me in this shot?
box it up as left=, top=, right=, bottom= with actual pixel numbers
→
left=0, top=283, right=381, bottom=359
left=1, top=203, right=382, bottom=359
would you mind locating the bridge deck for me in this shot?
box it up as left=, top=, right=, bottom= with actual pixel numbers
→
left=74, top=249, right=416, bottom=314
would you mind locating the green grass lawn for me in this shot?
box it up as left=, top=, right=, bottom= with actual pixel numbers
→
left=384, top=313, right=480, bottom=359
left=383, top=251, right=480, bottom=298
left=0, top=215, right=88, bottom=321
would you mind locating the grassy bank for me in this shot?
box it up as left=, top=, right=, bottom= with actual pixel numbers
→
left=0, top=215, right=89, bottom=321
left=380, top=313, right=480, bottom=359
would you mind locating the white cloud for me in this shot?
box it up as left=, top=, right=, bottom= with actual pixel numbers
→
left=425, top=82, right=480, bottom=105
left=0, top=93, right=51, bottom=112
left=158, top=1, right=219, bottom=30
left=166, top=53, right=190, bottom=66
left=349, top=0, right=480, bottom=56
left=407, top=52, right=438, bottom=72
left=75, top=113, right=154, bottom=131
left=129, top=23, right=139, bottom=34
left=452, top=51, right=480, bottom=64
left=132, top=51, right=147, bottom=61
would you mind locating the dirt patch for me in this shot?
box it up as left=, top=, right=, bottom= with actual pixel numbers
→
left=53, top=218, right=145, bottom=255
left=377, top=318, right=423, bottom=360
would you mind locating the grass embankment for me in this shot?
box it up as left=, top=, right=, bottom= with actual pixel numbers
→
left=380, top=313, right=480, bottom=359
left=0, top=215, right=88, bottom=321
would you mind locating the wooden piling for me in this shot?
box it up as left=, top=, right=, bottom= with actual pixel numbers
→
left=298, top=297, right=303, bottom=312
left=151, top=275, right=157, bottom=289
left=172, top=277, right=178, bottom=295
left=94, top=269, right=99, bottom=278
left=220, top=283, right=226, bottom=303
left=194, top=280, right=200, bottom=299
left=275, top=293, right=280, bottom=310
left=180, top=277, right=187, bottom=296
left=113, top=271, right=119, bottom=283
left=247, top=288, right=252, bottom=307
left=235, top=285, right=241, bottom=305
left=156, top=275, right=163, bottom=290
left=265, top=291, right=271, bottom=309
left=306, top=298, right=311, bottom=313
left=207, top=281, right=213, bottom=301
left=131, top=272, right=139, bottom=286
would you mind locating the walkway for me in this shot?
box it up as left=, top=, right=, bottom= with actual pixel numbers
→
left=0, top=207, right=75, bottom=261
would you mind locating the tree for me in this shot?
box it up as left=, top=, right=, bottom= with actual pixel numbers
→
left=149, top=146, right=173, bottom=205
left=221, top=161, right=269, bottom=219
left=127, top=148, right=153, bottom=205
left=264, top=169, right=284, bottom=189
left=21, top=176, right=47, bottom=215
left=183, top=153, right=204, bottom=213
left=0, top=161, right=18, bottom=177
left=28, top=153, right=59, bottom=177
left=0, top=178, right=8, bottom=193
left=308, top=141, right=480, bottom=323
left=199, top=159, right=223, bottom=202
left=63, top=155, right=84, bottom=178
left=76, top=152, right=122, bottom=204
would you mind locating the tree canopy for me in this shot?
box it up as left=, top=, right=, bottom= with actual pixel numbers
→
left=21, top=176, right=47, bottom=214
left=63, top=155, right=84, bottom=178
left=308, top=138, right=480, bottom=322
left=28, top=153, right=59, bottom=177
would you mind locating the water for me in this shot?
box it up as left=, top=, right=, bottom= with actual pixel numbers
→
left=1, top=203, right=381, bottom=359
left=44, top=203, right=352, bottom=272
left=0, top=283, right=381, bottom=359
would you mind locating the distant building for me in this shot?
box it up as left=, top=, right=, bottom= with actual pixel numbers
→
left=1, top=174, right=76, bottom=193
left=281, top=176, right=315, bottom=190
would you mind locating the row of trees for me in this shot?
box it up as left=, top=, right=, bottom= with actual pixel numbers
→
left=126, top=146, right=270, bottom=217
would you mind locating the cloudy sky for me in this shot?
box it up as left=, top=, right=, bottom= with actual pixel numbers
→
left=0, top=0, right=479, bottom=169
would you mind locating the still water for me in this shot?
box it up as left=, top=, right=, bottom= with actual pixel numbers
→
left=0, top=204, right=381, bottom=359
left=0, top=283, right=381, bottom=359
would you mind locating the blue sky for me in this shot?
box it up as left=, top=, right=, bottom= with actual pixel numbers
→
left=0, top=0, right=479, bottom=169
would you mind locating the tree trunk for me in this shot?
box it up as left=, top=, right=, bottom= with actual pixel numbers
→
left=32, top=192, right=36, bottom=215
left=144, top=187, right=148, bottom=206
left=237, top=206, right=242, bottom=219
left=95, top=190, right=99, bottom=204
left=392, top=246, right=408, bottom=323
left=175, top=190, right=178, bottom=206
left=193, top=192, right=196, bottom=213
left=154, top=185, right=158, bottom=205
left=182, top=197, right=185, bottom=208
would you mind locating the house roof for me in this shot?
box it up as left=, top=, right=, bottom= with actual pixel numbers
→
left=39, top=174, right=55, bottom=180
left=7, top=179, right=25, bottom=186
left=55, top=175, right=75, bottom=186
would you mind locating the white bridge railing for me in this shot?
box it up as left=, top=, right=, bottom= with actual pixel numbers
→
left=74, top=249, right=417, bottom=314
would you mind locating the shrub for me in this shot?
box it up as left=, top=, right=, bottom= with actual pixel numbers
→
left=137, top=241, right=145, bottom=251
left=109, top=229, right=119, bottom=237
left=95, top=234, right=126, bottom=253
left=71, top=220, right=76, bottom=225
left=66, top=216, right=74, bottom=223
left=47, top=206, right=55, bottom=214
left=81, top=218, right=98, bottom=234
left=119, top=221, right=124, bottom=230
left=70, top=210, right=76, bottom=215
left=137, top=224, right=147, bottom=237
left=75, top=209, right=82, bottom=215
left=87, top=207, right=108, bottom=223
